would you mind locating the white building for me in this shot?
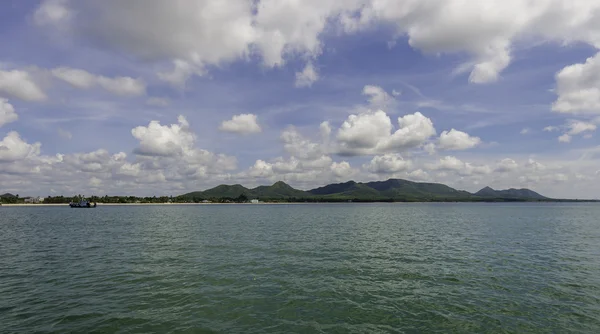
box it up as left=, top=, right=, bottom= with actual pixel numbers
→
left=250, top=199, right=259, bottom=203
left=24, top=197, right=44, bottom=203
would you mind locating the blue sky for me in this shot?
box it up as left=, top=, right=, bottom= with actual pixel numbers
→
left=1, top=0, right=600, bottom=198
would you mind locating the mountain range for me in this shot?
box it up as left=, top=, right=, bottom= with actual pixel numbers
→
left=180, top=179, right=551, bottom=202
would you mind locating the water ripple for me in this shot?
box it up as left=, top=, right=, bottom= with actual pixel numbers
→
left=1, top=203, right=600, bottom=333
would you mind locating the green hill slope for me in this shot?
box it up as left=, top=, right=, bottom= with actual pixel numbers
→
left=474, top=186, right=548, bottom=200
left=365, top=179, right=473, bottom=200
left=179, top=178, right=551, bottom=202
left=251, top=181, right=310, bottom=199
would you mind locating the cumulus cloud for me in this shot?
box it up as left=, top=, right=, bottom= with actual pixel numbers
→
left=281, top=126, right=327, bottom=161
left=0, top=98, right=18, bottom=127
left=553, top=119, right=598, bottom=143
left=347, top=1, right=600, bottom=84
left=0, top=132, right=41, bottom=162
left=520, top=128, right=530, bottom=135
left=219, top=114, right=262, bottom=135
left=330, top=161, right=355, bottom=178
left=35, top=0, right=600, bottom=87
left=336, top=110, right=436, bottom=156
left=131, top=115, right=195, bottom=156
left=363, top=154, right=413, bottom=174
left=437, top=129, right=481, bottom=150
left=426, top=156, right=491, bottom=176
left=363, top=85, right=395, bottom=108
left=0, top=70, right=47, bottom=101
left=558, top=134, right=572, bottom=143
left=295, top=62, right=319, bottom=88
left=566, top=120, right=597, bottom=135
left=553, top=52, right=600, bottom=114
left=34, top=0, right=71, bottom=26
left=52, top=67, right=146, bottom=96
left=544, top=126, right=559, bottom=132
left=495, top=158, right=519, bottom=173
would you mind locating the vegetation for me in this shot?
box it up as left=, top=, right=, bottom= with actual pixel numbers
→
left=1, top=179, right=597, bottom=204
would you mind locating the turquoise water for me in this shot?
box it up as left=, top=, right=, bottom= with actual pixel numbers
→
left=1, top=203, right=600, bottom=333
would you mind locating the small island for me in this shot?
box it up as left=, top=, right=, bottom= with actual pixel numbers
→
left=1, top=179, right=597, bottom=205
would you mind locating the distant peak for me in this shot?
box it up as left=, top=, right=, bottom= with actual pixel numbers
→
left=481, top=186, right=494, bottom=191
left=272, top=181, right=290, bottom=187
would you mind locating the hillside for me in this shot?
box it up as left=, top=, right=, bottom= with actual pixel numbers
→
left=252, top=181, right=309, bottom=198
left=308, top=181, right=382, bottom=199
left=474, top=186, right=548, bottom=200
left=365, top=179, right=474, bottom=200
left=179, top=179, right=551, bottom=202
left=181, top=181, right=308, bottom=200
left=1, top=193, right=16, bottom=198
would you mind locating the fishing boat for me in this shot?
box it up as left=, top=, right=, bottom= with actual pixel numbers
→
left=69, top=199, right=97, bottom=208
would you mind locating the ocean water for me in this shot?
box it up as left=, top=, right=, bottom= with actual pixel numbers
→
left=1, top=203, right=599, bottom=333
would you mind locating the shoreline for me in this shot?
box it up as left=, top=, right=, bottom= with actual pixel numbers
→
left=1, top=201, right=598, bottom=207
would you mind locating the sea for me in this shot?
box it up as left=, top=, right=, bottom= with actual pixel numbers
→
left=1, top=203, right=599, bottom=333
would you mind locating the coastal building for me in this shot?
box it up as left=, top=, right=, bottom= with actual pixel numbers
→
left=250, top=199, right=259, bottom=204
left=24, top=196, right=44, bottom=204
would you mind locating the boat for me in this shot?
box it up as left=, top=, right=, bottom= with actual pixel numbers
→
left=69, top=199, right=97, bottom=208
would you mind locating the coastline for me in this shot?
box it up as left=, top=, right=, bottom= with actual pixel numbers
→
left=0, top=202, right=324, bottom=207
left=1, top=201, right=597, bottom=207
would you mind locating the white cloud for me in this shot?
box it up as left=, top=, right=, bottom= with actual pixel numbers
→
left=520, top=128, right=530, bottom=135
left=544, top=126, right=559, bottom=132
left=330, top=161, right=354, bottom=178
left=407, top=169, right=430, bottom=182
left=558, top=133, right=572, bottom=143
left=281, top=126, right=326, bottom=161
left=363, top=85, right=395, bottom=108
left=52, top=67, right=146, bottom=96
left=424, top=143, right=436, bottom=155
left=426, top=156, right=491, bottom=176
left=345, top=1, right=600, bottom=84
left=295, top=62, right=319, bottom=88
left=219, top=113, right=262, bottom=135
left=319, top=121, right=331, bottom=141
left=495, top=158, right=519, bottom=173
left=0, top=98, right=18, bottom=128
left=553, top=52, right=600, bottom=114
left=0, top=132, right=41, bottom=162
left=438, top=129, right=481, bottom=150
left=34, top=0, right=600, bottom=88
left=363, top=154, right=412, bottom=174
left=241, top=155, right=353, bottom=188
left=0, top=70, right=47, bottom=102
left=157, top=59, right=203, bottom=87
left=566, top=120, right=597, bottom=135
left=33, top=0, right=71, bottom=26
left=131, top=115, right=195, bottom=156
left=336, top=110, right=436, bottom=156
left=553, top=120, right=598, bottom=144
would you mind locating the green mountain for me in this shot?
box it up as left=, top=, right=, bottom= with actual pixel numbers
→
left=365, top=179, right=473, bottom=200
left=0, top=193, right=16, bottom=198
left=252, top=181, right=309, bottom=198
left=200, top=184, right=250, bottom=199
left=181, top=181, right=308, bottom=200
left=308, top=181, right=382, bottom=199
left=179, top=179, right=550, bottom=202
left=474, top=186, right=548, bottom=200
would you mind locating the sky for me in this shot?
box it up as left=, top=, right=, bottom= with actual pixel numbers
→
left=1, top=0, right=600, bottom=199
